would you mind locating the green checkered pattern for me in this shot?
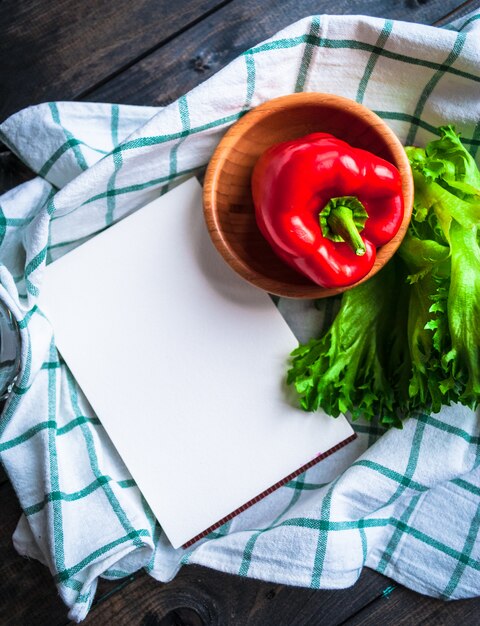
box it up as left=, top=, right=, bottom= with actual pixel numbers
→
left=1, top=11, right=480, bottom=622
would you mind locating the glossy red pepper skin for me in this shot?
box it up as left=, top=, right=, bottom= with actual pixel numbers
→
left=251, top=132, right=404, bottom=289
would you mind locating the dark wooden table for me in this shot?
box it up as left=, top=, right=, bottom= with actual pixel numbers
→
left=2, top=1, right=480, bottom=624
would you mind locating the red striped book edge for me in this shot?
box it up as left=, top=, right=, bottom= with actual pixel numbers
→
left=182, top=432, right=358, bottom=548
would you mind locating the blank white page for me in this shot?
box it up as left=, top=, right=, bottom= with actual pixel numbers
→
left=39, top=178, right=354, bottom=549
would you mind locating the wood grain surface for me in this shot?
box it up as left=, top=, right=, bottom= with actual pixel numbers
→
left=0, top=0, right=228, bottom=120
left=86, top=0, right=480, bottom=109
left=1, top=0, right=480, bottom=624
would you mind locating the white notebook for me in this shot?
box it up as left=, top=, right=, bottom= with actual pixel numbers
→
left=39, top=178, right=355, bottom=549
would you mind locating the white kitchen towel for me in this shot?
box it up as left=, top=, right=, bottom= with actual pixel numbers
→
left=0, top=11, right=479, bottom=622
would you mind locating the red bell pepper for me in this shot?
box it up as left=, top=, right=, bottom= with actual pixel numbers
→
left=251, top=132, right=404, bottom=289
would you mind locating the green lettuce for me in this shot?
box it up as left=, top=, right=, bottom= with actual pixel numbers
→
left=287, top=126, right=480, bottom=427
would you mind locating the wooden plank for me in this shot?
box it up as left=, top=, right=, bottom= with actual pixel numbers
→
left=80, top=564, right=391, bottom=626
left=342, top=582, right=480, bottom=626
left=0, top=480, right=69, bottom=626
left=0, top=466, right=7, bottom=486
left=434, top=0, right=480, bottom=26
left=0, top=146, right=35, bottom=195
left=0, top=0, right=229, bottom=121
left=87, top=0, right=480, bottom=108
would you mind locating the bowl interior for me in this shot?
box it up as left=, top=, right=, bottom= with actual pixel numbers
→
left=204, top=94, right=413, bottom=298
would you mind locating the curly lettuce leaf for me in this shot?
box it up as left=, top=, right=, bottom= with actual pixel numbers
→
left=408, top=167, right=480, bottom=232
left=401, top=126, right=480, bottom=412
left=424, top=125, right=480, bottom=193
left=407, top=126, right=480, bottom=198
left=443, top=221, right=480, bottom=405
left=287, top=261, right=402, bottom=428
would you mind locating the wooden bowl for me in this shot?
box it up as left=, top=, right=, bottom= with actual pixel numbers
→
left=203, top=93, right=414, bottom=298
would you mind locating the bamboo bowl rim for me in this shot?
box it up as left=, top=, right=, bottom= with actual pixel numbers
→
left=203, top=93, right=414, bottom=298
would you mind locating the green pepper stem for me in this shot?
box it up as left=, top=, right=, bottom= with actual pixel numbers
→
left=327, top=205, right=366, bottom=256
